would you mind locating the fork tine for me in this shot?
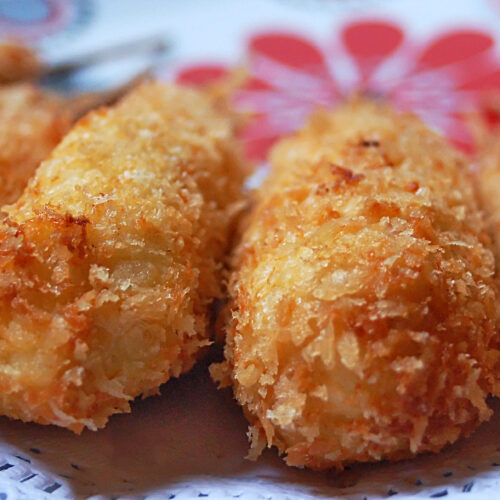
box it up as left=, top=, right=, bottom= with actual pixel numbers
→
left=42, top=35, right=169, bottom=78
left=64, top=70, right=153, bottom=119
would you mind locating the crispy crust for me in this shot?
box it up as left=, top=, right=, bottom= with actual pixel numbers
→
left=214, top=99, right=500, bottom=470
left=476, top=129, right=500, bottom=261
left=0, top=84, right=71, bottom=206
left=0, top=82, right=245, bottom=432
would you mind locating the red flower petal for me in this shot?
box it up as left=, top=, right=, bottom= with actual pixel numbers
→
left=341, top=21, right=404, bottom=82
left=459, top=67, right=500, bottom=91
left=243, top=77, right=274, bottom=92
left=482, top=107, right=500, bottom=130
left=241, top=111, right=306, bottom=160
left=248, top=32, right=339, bottom=103
left=342, top=21, right=404, bottom=58
left=243, top=135, right=280, bottom=161
left=176, top=65, right=229, bottom=86
left=417, top=31, right=494, bottom=71
left=249, top=33, right=327, bottom=72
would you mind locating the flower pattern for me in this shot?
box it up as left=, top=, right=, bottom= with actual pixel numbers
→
left=176, top=20, right=500, bottom=160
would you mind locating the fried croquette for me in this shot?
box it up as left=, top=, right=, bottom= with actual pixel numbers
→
left=212, top=99, right=500, bottom=470
left=0, top=78, right=154, bottom=207
left=0, top=84, right=71, bottom=206
left=0, top=42, right=40, bottom=84
left=0, top=81, right=245, bottom=432
left=476, top=128, right=500, bottom=260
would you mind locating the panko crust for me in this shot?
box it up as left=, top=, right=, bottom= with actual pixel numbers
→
left=215, top=99, right=500, bottom=470
left=477, top=130, right=500, bottom=260
left=0, top=82, right=245, bottom=432
left=0, top=84, right=71, bottom=206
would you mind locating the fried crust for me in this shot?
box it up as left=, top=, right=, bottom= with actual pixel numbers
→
left=0, top=82, right=245, bottom=432
left=213, top=99, right=500, bottom=470
left=476, top=129, right=500, bottom=260
left=0, top=84, right=71, bottom=206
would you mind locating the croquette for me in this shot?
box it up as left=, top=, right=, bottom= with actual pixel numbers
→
left=476, top=127, right=500, bottom=260
left=0, top=79, right=153, bottom=207
left=0, top=81, right=245, bottom=432
left=212, top=99, right=500, bottom=470
left=0, top=84, right=71, bottom=206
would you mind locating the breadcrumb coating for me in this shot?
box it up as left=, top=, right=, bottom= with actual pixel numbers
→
left=213, top=99, right=500, bottom=470
left=0, top=42, right=40, bottom=84
left=0, top=84, right=71, bottom=206
left=0, top=81, right=245, bottom=432
left=0, top=81, right=154, bottom=207
left=476, top=129, right=500, bottom=260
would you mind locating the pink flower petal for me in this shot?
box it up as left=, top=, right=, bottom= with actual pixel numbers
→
left=341, top=21, right=404, bottom=82
left=482, top=106, right=500, bottom=129
left=416, top=31, right=494, bottom=71
left=176, top=64, right=229, bottom=86
left=243, top=77, right=275, bottom=91
left=249, top=33, right=327, bottom=73
left=243, top=135, right=280, bottom=161
left=342, top=21, right=404, bottom=58
left=247, top=32, right=340, bottom=104
left=459, top=67, right=500, bottom=91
